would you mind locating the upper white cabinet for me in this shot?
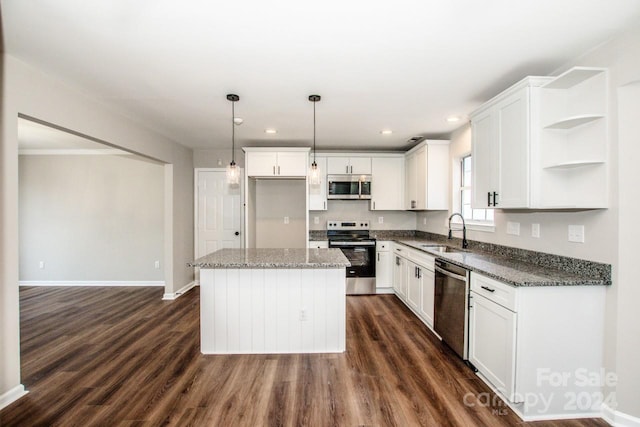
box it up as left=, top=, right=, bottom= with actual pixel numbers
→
left=327, top=156, right=371, bottom=175
left=471, top=66, right=609, bottom=210
left=245, top=148, right=308, bottom=177
left=370, top=156, right=404, bottom=210
left=405, top=140, right=450, bottom=210
left=535, top=67, right=608, bottom=208
left=471, top=77, right=551, bottom=209
left=308, top=156, right=328, bottom=211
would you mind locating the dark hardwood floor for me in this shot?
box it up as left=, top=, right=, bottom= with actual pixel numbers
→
left=1, top=286, right=608, bottom=426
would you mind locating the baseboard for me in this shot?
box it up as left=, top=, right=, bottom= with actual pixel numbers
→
left=0, top=384, right=28, bottom=411
left=162, top=281, right=197, bottom=300
left=602, top=402, right=640, bottom=427
left=375, top=287, right=395, bottom=294
left=19, top=281, right=165, bottom=287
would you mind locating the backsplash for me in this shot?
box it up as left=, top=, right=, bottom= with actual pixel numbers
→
left=309, top=200, right=417, bottom=231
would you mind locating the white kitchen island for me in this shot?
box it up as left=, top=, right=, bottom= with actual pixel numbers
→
left=189, top=248, right=350, bottom=355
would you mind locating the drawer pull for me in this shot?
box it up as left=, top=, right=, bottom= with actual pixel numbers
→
left=481, top=285, right=495, bottom=293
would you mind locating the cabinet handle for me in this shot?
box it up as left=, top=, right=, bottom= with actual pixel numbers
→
left=273, top=166, right=276, bottom=175
left=493, top=192, right=498, bottom=206
left=323, top=201, right=326, bottom=210
left=487, top=192, right=492, bottom=207
left=373, top=201, right=376, bottom=210
left=346, top=165, right=349, bottom=174
left=278, top=165, right=281, bottom=175
left=481, top=285, right=495, bottom=293
left=417, top=268, right=421, bottom=279
left=377, top=253, right=380, bottom=262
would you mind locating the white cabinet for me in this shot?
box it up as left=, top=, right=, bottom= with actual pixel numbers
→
left=468, top=272, right=607, bottom=419
left=375, top=241, right=392, bottom=290
left=327, top=156, right=371, bottom=175
left=404, top=141, right=449, bottom=210
left=371, top=156, right=404, bottom=210
left=308, top=240, right=328, bottom=249
left=245, top=149, right=308, bottom=177
left=471, top=77, right=551, bottom=209
left=392, top=248, right=408, bottom=300
left=392, top=243, right=435, bottom=328
left=308, top=156, right=327, bottom=211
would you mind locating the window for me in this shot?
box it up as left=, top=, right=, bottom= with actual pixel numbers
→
left=460, top=155, right=494, bottom=223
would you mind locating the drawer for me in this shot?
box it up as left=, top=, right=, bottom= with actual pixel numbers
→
left=308, top=240, right=328, bottom=249
left=470, top=273, right=518, bottom=311
left=376, top=241, right=391, bottom=252
left=406, top=248, right=435, bottom=271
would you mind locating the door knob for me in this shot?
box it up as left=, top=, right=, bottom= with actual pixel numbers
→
left=235, top=231, right=240, bottom=236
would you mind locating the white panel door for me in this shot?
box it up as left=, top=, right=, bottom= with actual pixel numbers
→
left=197, top=170, right=243, bottom=258
left=371, top=157, right=404, bottom=210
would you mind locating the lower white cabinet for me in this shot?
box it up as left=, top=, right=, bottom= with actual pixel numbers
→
left=376, top=241, right=392, bottom=290
left=392, top=243, right=435, bottom=328
left=468, top=272, right=607, bottom=420
left=469, top=290, right=518, bottom=402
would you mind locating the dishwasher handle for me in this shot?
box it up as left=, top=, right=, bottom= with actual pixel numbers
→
left=435, top=265, right=467, bottom=282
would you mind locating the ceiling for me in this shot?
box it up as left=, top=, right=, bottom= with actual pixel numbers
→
left=3, top=1, right=640, bottom=152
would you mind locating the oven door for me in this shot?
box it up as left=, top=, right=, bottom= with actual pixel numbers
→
left=329, top=241, right=376, bottom=277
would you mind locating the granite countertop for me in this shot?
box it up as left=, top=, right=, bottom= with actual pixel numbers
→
left=395, top=238, right=607, bottom=287
left=189, top=248, right=351, bottom=269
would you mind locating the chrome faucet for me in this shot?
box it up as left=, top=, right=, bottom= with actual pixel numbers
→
left=448, top=213, right=468, bottom=249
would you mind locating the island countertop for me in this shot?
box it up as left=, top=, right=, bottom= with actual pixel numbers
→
left=189, top=248, right=351, bottom=269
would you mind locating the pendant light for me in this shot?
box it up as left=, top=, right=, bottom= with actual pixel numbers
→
left=226, top=94, right=240, bottom=185
left=309, top=94, right=321, bottom=185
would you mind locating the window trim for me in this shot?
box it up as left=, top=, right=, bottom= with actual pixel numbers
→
left=451, top=154, right=495, bottom=233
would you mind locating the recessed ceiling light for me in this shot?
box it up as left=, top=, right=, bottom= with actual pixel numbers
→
left=380, top=129, right=393, bottom=135
left=265, top=128, right=277, bottom=134
left=446, top=115, right=461, bottom=123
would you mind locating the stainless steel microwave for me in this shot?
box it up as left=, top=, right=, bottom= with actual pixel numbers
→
left=327, top=174, right=372, bottom=199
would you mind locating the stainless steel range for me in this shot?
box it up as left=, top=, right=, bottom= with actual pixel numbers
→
left=327, top=220, right=376, bottom=295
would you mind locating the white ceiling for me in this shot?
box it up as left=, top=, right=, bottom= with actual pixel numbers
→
left=3, top=1, right=640, bottom=151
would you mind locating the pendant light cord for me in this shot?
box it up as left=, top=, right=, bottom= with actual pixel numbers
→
left=231, top=100, right=235, bottom=164
left=313, top=100, right=316, bottom=164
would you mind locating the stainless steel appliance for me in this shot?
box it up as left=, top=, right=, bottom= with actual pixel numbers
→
left=327, top=220, right=376, bottom=294
left=327, top=175, right=371, bottom=200
left=434, top=259, right=470, bottom=359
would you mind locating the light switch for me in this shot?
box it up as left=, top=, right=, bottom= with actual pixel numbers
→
left=378, top=216, right=384, bottom=224
left=568, top=225, right=585, bottom=243
left=506, top=221, right=520, bottom=236
left=313, top=216, right=319, bottom=224
left=284, top=216, right=290, bottom=224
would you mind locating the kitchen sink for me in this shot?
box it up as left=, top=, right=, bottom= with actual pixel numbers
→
left=421, top=245, right=465, bottom=253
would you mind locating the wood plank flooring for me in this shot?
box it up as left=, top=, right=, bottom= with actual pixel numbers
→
left=1, top=286, right=608, bottom=426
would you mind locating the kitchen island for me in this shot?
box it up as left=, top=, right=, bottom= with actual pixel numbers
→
left=189, top=248, right=350, bottom=355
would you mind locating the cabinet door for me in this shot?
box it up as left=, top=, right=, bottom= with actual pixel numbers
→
left=393, top=255, right=407, bottom=299
left=376, top=250, right=392, bottom=288
left=471, top=110, right=498, bottom=208
left=497, top=88, right=529, bottom=208
left=418, top=267, right=435, bottom=327
left=276, top=152, right=307, bottom=176
left=405, top=153, right=417, bottom=209
left=469, top=291, right=519, bottom=403
left=349, top=157, right=372, bottom=175
left=415, top=147, right=427, bottom=210
left=327, top=157, right=350, bottom=174
left=371, top=157, right=404, bottom=210
left=407, top=262, right=421, bottom=311
left=246, top=152, right=278, bottom=177
left=309, top=156, right=327, bottom=210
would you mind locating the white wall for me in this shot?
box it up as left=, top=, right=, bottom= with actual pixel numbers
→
left=1, top=54, right=194, bottom=406
left=19, top=154, right=164, bottom=282
left=255, top=179, right=306, bottom=248
left=193, top=147, right=245, bottom=168
left=310, top=200, right=417, bottom=231
left=418, top=26, right=640, bottom=419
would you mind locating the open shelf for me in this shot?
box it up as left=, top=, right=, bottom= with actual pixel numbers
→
left=544, top=114, right=604, bottom=130
left=543, top=160, right=605, bottom=170
left=543, top=67, right=605, bottom=89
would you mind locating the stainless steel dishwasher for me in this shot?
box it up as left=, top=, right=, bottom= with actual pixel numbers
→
left=434, top=259, right=470, bottom=360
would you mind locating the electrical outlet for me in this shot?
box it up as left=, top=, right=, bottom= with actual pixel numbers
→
left=299, top=308, right=308, bottom=321
left=313, top=216, right=319, bottom=225
left=154, top=260, right=160, bottom=269
left=378, top=216, right=384, bottom=224
left=506, top=221, right=520, bottom=236
left=531, top=223, right=540, bottom=238
left=39, top=261, right=45, bottom=269
left=284, top=216, right=289, bottom=224
left=568, top=225, right=585, bottom=243
left=423, top=217, right=427, bottom=225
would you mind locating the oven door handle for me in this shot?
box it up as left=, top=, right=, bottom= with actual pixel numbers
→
left=435, top=266, right=467, bottom=282
left=330, top=241, right=376, bottom=246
